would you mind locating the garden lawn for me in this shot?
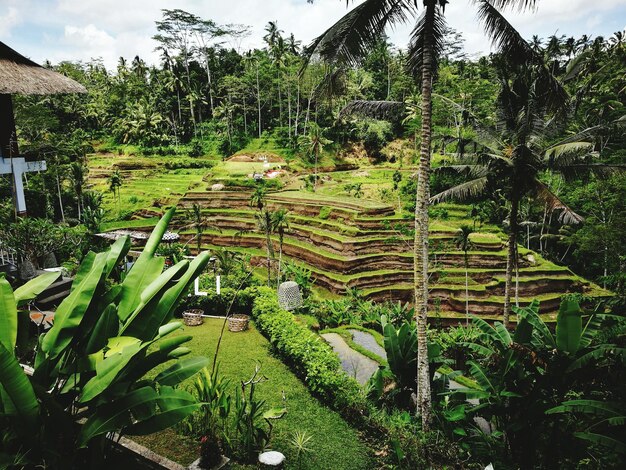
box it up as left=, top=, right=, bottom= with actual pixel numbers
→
left=134, top=318, right=372, bottom=470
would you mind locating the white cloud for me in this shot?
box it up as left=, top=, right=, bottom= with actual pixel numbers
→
left=0, top=7, right=21, bottom=37
left=2, top=0, right=626, bottom=69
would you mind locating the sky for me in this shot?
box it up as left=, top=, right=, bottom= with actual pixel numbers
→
left=1, top=0, right=625, bottom=70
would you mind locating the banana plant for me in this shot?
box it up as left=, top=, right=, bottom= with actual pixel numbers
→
left=444, top=297, right=625, bottom=467
left=378, top=315, right=444, bottom=395
left=0, top=209, right=212, bottom=467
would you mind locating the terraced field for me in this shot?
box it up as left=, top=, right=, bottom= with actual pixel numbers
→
left=91, top=154, right=610, bottom=322
left=171, top=188, right=610, bottom=321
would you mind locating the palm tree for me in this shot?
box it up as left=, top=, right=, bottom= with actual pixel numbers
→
left=183, top=203, right=221, bottom=253
left=211, top=247, right=242, bottom=277
left=70, top=162, right=86, bottom=220
left=304, top=0, right=542, bottom=428
left=107, top=170, right=122, bottom=217
left=250, top=183, right=268, bottom=211
left=301, top=123, right=331, bottom=192
left=254, top=209, right=276, bottom=286
left=453, top=225, right=473, bottom=324
left=431, top=61, right=622, bottom=326
left=271, top=208, right=290, bottom=287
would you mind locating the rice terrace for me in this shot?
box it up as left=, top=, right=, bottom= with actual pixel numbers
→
left=0, top=1, right=624, bottom=469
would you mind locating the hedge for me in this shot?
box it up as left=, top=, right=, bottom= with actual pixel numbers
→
left=251, top=287, right=366, bottom=412
left=179, top=286, right=260, bottom=317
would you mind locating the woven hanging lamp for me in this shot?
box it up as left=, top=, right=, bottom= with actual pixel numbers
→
left=277, top=281, right=302, bottom=311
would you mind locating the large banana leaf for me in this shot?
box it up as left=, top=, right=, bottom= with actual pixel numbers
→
left=79, top=323, right=185, bottom=403
left=126, top=386, right=200, bottom=436
left=0, top=343, right=39, bottom=430
left=13, top=271, right=61, bottom=308
left=79, top=385, right=200, bottom=445
left=104, top=236, right=131, bottom=277
left=119, top=259, right=190, bottom=338
left=41, top=252, right=108, bottom=360
left=123, top=252, right=210, bottom=341
left=556, top=297, right=583, bottom=354
left=0, top=276, right=17, bottom=353
left=79, top=339, right=144, bottom=403
left=118, top=335, right=192, bottom=385
left=117, top=208, right=175, bottom=321
left=154, top=356, right=209, bottom=386
left=85, top=304, right=120, bottom=354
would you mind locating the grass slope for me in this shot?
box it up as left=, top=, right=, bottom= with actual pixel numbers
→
left=134, top=318, right=372, bottom=470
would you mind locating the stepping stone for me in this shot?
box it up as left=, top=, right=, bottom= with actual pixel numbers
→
left=321, top=333, right=380, bottom=385
left=258, top=451, right=285, bottom=468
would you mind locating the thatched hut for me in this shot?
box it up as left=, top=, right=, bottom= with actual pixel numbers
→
left=0, top=40, right=86, bottom=157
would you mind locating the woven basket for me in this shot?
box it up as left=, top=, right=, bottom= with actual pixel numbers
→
left=183, top=309, right=204, bottom=327
left=228, top=314, right=250, bottom=332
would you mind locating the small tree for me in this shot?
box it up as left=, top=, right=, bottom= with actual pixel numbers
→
left=453, top=225, right=474, bottom=324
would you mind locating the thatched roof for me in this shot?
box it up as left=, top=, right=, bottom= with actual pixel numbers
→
left=0, top=41, right=86, bottom=95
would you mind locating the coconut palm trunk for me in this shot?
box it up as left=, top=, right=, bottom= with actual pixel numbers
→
left=504, top=197, right=519, bottom=328
left=414, top=1, right=435, bottom=430
left=265, top=229, right=274, bottom=286
left=464, top=250, right=470, bottom=324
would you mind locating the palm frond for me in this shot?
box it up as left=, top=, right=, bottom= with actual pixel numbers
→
left=544, top=141, right=595, bottom=166
left=302, top=0, right=412, bottom=69
left=431, top=177, right=488, bottom=204
left=557, top=164, right=626, bottom=182
left=339, top=100, right=405, bottom=120
left=314, top=66, right=348, bottom=100
left=533, top=179, right=584, bottom=224
left=477, top=1, right=568, bottom=113
left=406, top=6, right=446, bottom=77
left=475, top=0, right=534, bottom=65
left=434, top=164, right=489, bottom=179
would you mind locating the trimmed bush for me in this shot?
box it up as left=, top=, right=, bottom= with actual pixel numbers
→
left=251, top=287, right=365, bottom=412
left=180, top=286, right=260, bottom=317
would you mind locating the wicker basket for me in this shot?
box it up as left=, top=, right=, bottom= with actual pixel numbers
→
left=228, top=314, right=250, bottom=332
left=183, top=309, right=204, bottom=327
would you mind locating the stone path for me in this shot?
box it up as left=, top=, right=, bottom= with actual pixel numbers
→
left=347, top=329, right=387, bottom=360
left=321, top=332, right=380, bottom=385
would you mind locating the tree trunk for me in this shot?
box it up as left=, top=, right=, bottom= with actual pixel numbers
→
left=56, top=170, right=65, bottom=223
left=204, top=57, right=215, bottom=115
left=295, top=81, right=301, bottom=137
left=465, top=252, right=469, bottom=325
left=257, top=63, right=262, bottom=138
left=504, top=198, right=519, bottom=328
left=314, top=148, right=318, bottom=192
left=265, top=230, right=274, bottom=286
left=414, top=2, right=435, bottom=430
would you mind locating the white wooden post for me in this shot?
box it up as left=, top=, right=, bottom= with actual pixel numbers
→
left=0, top=157, right=46, bottom=216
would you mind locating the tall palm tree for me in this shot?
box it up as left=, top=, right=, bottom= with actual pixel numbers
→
left=454, top=224, right=474, bottom=324
left=70, top=162, right=86, bottom=220
left=301, top=123, right=331, bottom=192
left=183, top=203, right=221, bottom=253
left=431, top=61, right=623, bottom=326
left=250, top=183, right=268, bottom=211
left=107, top=169, right=122, bottom=218
left=304, top=0, right=542, bottom=427
left=254, top=209, right=276, bottom=286
left=271, top=208, right=290, bottom=287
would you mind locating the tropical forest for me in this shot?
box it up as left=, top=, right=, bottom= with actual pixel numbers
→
left=0, top=1, right=624, bottom=469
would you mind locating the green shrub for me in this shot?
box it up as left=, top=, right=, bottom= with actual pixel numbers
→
left=318, top=206, right=332, bottom=219
left=251, top=288, right=365, bottom=412
left=181, top=286, right=260, bottom=317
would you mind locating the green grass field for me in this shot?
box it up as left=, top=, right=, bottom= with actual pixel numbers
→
left=133, top=318, right=372, bottom=469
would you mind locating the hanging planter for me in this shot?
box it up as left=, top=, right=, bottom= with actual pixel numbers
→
left=183, top=309, right=204, bottom=326
left=228, top=314, right=249, bottom=332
